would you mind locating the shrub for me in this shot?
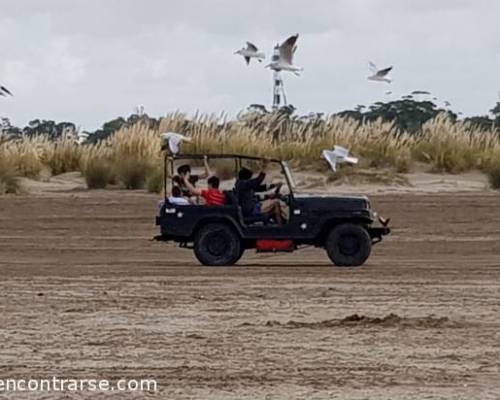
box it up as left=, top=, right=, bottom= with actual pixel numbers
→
left=414, top=114, right=496, bottom=173
left=115, top=158, right=152, bottom=190
left=42, top=137, right=82, bottom=175
left=0, top=157, right=22, bottom=194
left=9, top=146, right=44, bottom=178
left=83, top=159, right=114, bottom=189
left=486, top=160, right=500, bottom=190
left=3, top=111, right=500, bottom=182
left=146, top=166, right=164, bottom=193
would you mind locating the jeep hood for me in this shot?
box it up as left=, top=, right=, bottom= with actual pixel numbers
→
left=293, top=193, right=370, bottom=211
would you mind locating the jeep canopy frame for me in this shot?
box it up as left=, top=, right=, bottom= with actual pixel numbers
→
left=163, top=153, right=296, bottom=200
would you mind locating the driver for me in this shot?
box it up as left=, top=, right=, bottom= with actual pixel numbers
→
left=235, top=160, right=284, bottom=224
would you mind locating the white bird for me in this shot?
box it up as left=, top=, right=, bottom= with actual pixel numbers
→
left=266, top=34, right=303, bottom=76
left=0, top=85, right=13, bottom=96
left=368, top=62, right=393, bottom=83
left=161, top=132, right=191, bottom=155
left=322, top=146, right=359, bottom=172
left=76, top=131, right=89, bottom=145
left=234, top=42, right=265, bottom=65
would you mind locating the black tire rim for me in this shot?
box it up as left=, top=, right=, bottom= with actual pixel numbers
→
left=338, top=234, right=360, bottom=256
left=205, top=231, right=229, bottom=257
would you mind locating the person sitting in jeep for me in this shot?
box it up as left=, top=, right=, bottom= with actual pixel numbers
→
left=175, top=156, right=212, bottom=198
left=235, top=161, right=283, bottom=224
left=168, top=186, right=190, bottom=206
left=182, top=174, right=227, bottom=206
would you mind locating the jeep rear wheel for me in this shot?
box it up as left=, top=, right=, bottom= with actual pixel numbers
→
left=326, top=223, right=371, bottom=267
left=194, top=223, right=242, bottom=266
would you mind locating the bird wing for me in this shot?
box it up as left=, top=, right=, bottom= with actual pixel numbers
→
left=279, top=34, right=299, bottom=64
left=333, top=145, right=349, bottom=159
left=322, top=150, right=337, bottom=172
left=0, top=86, right=12, bottom=96
left=376, top=66, right=393, bottom=77
left=342, top=155, right=359, bottom=165
left=246, top=42, right=258, bottom=52
left=332, top=146, right=358, bottom=165
left=244, top=56, right=250, bottom=65
left=412, top=90, right=431, bottom=95
left=368, top=61, right=378, bottom=73
left=161, top=132, right=191, bottom=154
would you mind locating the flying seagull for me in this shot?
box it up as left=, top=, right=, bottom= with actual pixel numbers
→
left=368, top=62, right=393, bottom=83
left=234, top=42, right=265, bottom=65
left=0, top=85, right=13, bottom=96
left=161, top=132, right=191, bottom=155
left=322, top=146, right=358, bottom=172
left=76, top=131, right=89, bottom=145
left=266, top=34, right=303, bottom=76
left=411, top=90, right=431, bottom=95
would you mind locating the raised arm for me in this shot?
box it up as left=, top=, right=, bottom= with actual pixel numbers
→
left=199, top=155, right=213, bottom=179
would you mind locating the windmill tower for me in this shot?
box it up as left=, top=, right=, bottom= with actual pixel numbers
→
left=234, top=34, right=301, bottom=112
left=271, top=45, right=287, bottom=110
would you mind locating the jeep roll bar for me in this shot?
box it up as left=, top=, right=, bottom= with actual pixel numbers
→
left=162, top=153, right=295, bottom=201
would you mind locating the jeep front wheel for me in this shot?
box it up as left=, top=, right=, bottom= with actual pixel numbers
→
left=325, top=223, right=371, bottom=267
left=194, top=223, right=242, bottom=266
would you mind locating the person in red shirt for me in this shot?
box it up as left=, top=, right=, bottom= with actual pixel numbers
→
left=183, top=173, right=227, bottom=206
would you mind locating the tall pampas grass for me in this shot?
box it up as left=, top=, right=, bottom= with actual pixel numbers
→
left=2, top=111, right=500, bottom=194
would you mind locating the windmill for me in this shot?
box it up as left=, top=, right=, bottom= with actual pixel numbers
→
left=234, top=34, right=303, bottom=111
left=267, top=34, right=302, bottom=110
left=270, top=45, right=286, bottom=110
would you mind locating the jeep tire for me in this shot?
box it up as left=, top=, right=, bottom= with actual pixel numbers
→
left=194, top=223, right=242, bottom=266
left=326, top=223, right=371, bottom=267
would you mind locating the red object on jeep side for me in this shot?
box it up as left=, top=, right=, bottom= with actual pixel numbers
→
left=256, top=240, right=295, bottom=253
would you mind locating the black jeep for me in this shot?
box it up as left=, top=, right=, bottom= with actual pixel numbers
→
left=155, top=154, right=390, bottom=267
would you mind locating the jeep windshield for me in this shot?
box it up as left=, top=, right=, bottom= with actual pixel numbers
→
left=282, top=161, right=297, bottom=191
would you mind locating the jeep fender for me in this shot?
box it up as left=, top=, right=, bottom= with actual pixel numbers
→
left=192, top=215, right=243, bottom=239
left=315, top=218, right=372, bottom=245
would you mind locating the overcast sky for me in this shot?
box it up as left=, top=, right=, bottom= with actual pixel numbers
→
left=1, top=0, right=500, bottom=130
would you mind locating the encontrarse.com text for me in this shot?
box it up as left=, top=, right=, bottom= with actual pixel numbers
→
left=0, top=377, right=158, bottom=392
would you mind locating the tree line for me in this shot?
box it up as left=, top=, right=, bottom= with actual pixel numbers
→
left=2, top=97, right=500, bottom=143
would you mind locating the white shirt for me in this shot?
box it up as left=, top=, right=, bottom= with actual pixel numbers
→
left=168, top=196, right=190, bottom=206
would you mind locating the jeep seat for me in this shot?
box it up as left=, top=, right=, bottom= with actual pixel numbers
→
left=224, top=190, right=271, bottom=225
